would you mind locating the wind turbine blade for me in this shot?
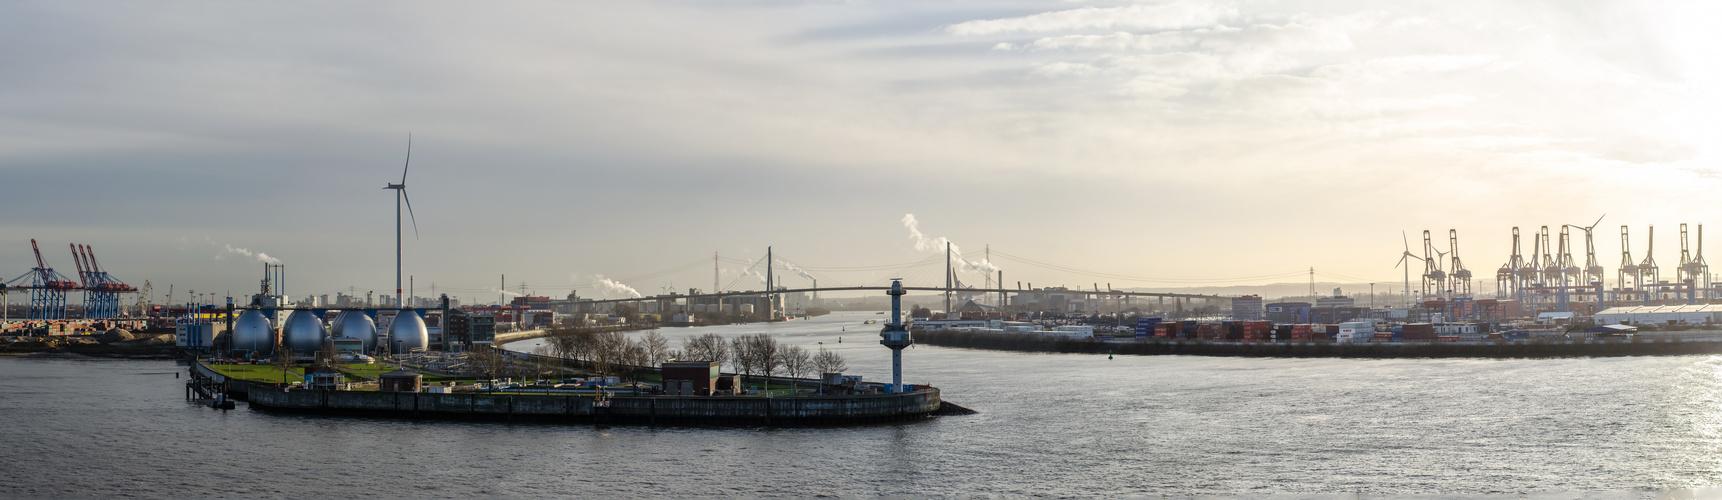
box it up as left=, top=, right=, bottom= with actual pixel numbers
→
left=401, top=133, right=412, bottom=184
left=402, top=189, right=420, bottom=239
left=1591, top=214, right=1606, bottom=230
left=1402, top=231, right=1410, bottom=252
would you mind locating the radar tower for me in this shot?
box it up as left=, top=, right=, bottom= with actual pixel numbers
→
left=879, top=279, right=912, bottom=393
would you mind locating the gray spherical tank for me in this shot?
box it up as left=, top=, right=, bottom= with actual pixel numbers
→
left=389, top=311, right=429, bottom=353
left=231, top=309, right=275, bottom=354
left=281, top=309, right=328, bottom=354
left=330, top=311, right=379, bottom=351
left=328, top=311, right=350, bottom=337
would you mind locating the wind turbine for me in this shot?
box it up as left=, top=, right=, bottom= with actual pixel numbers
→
left=1569, top=214, right=1606, bottom=287
left=384, top=134, right=419, bottom=308
left=1394, top=231, right=1422, bottom=306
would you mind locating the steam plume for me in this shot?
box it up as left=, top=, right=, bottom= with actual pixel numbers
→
left=901, top=214, right=1002, bottom=275
left=217, top=244, right=281, bottom=264
left=778, top=261, right=815, bottom=281
left=594, top=274, right=643, bottom=298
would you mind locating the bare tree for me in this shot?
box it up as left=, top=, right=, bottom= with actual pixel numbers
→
left=620, top=338, right=649, bottom=385
left=813, top=346, right=846, bottom=375
left=317, top=340, right=339, bottom=367
left=729, top=335, right=754, bottom=383
left=750, top=333, right=781, bottom=381
left=545, top=328, right=579, bottom=372
left=779, top=344, right=810, bottom=392
left=641, top=331, right=670, bottom=367
left=467, top=345, right=508, bottom=382
left=568, top=329, right=599, bottom=369
left=588, top=331, right=629, bottom=377
left=681, top=333, right=728, bottom=366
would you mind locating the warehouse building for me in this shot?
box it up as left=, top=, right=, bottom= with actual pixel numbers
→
left=1595, top=304, right=1722, bottom=325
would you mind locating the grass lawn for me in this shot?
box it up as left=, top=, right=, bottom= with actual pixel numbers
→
left=210, top=364, right=303, bottom=383
left=336, top=363, right=405, bottom=380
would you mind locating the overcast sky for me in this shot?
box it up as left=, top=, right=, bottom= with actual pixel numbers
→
left=4, top=0, right=1720, bottom=304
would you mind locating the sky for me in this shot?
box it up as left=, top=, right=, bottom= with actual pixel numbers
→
left=4, top=0, right=1722, bottom=305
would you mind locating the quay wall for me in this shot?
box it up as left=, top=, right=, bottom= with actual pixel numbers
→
left=915, top=330, right=1722, bottom=358
left=246, top=384, right=940, bottom=426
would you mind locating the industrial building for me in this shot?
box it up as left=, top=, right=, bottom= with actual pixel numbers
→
left=1230, top=295, right=1264, bottom=321
left=661, top=361, right=721, bottom=396
left=1595, top=305, right=1722, bottom=326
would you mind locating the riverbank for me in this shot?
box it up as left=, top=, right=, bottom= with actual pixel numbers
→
left=914, top=330, right=1722, bottom=358
left=0, top=336, right=179, bottom=359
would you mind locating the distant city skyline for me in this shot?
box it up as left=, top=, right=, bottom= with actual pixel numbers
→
left=5, top=1, right=1720, bottom=304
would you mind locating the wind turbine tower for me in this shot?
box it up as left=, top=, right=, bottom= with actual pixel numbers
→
left=383, top=135, right=420, bottom=309
left=1397, top=231, right=1422, bottom=305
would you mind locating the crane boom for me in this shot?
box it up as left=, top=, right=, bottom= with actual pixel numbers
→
left=69, top=243, right=90, bottom=287
left=30, top=239, right=47, bottom=276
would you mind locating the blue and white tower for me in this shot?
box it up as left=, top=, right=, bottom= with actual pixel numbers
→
left=879, top=279, right=913, bottom=393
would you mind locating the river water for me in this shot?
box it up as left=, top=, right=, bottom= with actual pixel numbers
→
left=4, top=311, right=1721, bottom=497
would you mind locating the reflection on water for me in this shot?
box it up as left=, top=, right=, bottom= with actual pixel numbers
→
left=1, top=311, right=1721, bottom=497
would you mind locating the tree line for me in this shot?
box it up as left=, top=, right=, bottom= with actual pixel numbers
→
left=518, top=328, right=848, bottom=388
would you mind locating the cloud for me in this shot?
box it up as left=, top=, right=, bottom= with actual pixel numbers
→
left=947, top=3, right=1238, bottom=36
left=1311, top=55, right=1505, bottom=83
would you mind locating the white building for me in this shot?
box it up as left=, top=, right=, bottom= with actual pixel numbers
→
left=1595, top=305, right=1722, bottom=325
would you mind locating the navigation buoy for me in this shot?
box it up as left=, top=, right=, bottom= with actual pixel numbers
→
left=1108, top=350, right=1113, bottom=360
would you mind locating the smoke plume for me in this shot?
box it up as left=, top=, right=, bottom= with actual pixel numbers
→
left=217, top=244, right=281, bottom=264
left=778, top=261, right=815, bottom=281
left=594, top=274, right=643, bottom=298
left=901, top=214, right=1002, bottom=275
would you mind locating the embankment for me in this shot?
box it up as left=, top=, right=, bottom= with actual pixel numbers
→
left=914, top=330, right=1722, bottom=358
left=246, top=384, right=942, bottom=426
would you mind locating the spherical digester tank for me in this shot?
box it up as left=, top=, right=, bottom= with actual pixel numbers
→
left=330, top=311, right=379, bottom=351
left=231, top=309, right=275, bottom=354
left=328, top=311, right=349, bottom=337
left=281, top=309, right=328, bottom=354
left=389, top=310, right=428, bottom=353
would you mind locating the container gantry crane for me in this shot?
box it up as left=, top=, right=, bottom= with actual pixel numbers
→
left=2, top=239, right=82, bottom=320
left=1555, top=226, right=1579, bottom=312
left=1448, top=229, right=1472, bottom=299
left=71, top=244, right=137, bottom=319
left=1502, top=227, right=1532, bottom=302
left=1679, top=224, right=1709, bottom=304
left=1639, top=225, right=1661, bottom=306
left=1571, top=215, right=1606, bottom=292
left=1619, top=225, right=1638, bottom=306
left=1421, top=230, right=1446, bottom=301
